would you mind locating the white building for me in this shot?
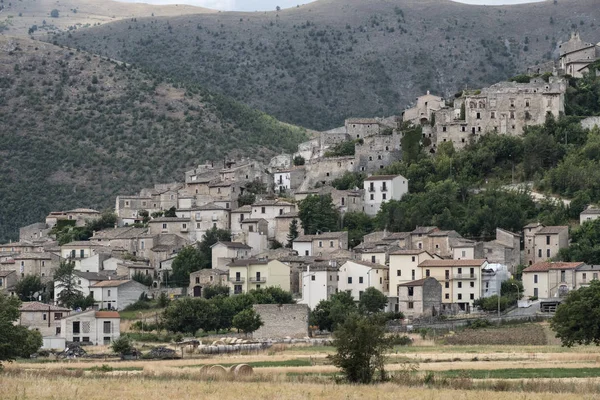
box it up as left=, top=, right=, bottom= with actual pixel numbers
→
left=363, top=175, right=408, bottom=216
left=337, top=260, right=389, bottom=302
left=251, top=200, right=296, bottom=239
left=299, top=260, right=339, bottom=310
left=61, top=310, right=120, bottom=345
left=90, top=280, right=147, bottom=310
left=481, top=263, right=510, bottom=298
left=210, top=241, right=253, bottom=270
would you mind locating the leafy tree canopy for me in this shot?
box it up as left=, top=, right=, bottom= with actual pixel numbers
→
left=298, top=194, right=340, bottom=235
left=551, top=280, right=600, bottom=347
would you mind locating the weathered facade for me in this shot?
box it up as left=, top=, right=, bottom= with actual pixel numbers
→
left=252, top=304, right=310, bottom=339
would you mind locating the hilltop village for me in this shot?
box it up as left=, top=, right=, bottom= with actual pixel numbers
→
left=1, top=33, right=600, bottom=346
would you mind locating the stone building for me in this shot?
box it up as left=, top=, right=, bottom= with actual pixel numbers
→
left=252, top=304, right=309, bottom=339
left=533, top=225, right=569, bottom=264
left=19, top=223, right=51, bottom=243
left=18, top=302, right=70, bottom=337
left=354, top=133, right=402, bottom=174
left=580, top=207, right=600, bottom=225
left=0, top=270, right=17, bottom=294
left=188, top=269, right=228, bottom=297
left=398, top=277, right=442, bottom=318
left=363, top=175, right=409, bottom=216
left=402, top=91, right=445, bottom=127
left=559, top=32, right=600, bottom=78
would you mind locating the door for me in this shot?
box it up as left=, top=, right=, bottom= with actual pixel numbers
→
left=193, top=286, right=202, bottom=297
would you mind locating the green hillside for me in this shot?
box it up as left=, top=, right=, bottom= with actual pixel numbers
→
left=50, top=0, right=600, bottom=130
left=0, top=36, right=308, bottom=242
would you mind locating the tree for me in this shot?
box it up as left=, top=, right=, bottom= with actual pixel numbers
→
left=163, top=207, right=177, bottom=217
left=276, top=5, right=281, bottom=11
left=286, top=218, right=300, bottom=247
left=551, top=281, right=600, bottom=347
left=358, top=287, right=388, bottom=314
left=331, top=172, right=365, bottom=190
left=0, top=294, right=42, bottom=368
left=162, top=297, right=219, bottom=334
left=311, top=291, right=356, bottom=332
left=238, top=193, right=256, bottom=207
left=298, top=194, right=340, bottom=234
left=170, top=245, right=206, bottom=287
left=203, top=285, right=230, bottom=299
left=342, top=212, right=373, bottom=248
left=157, top=291, right=171, bottom=307
left=54, top=260, right=82, bottom=308
left=71, top=292, right=96, bottom=310
left=232, top=308, right=263, bottom=335
left=199, top=228, right=231, bottom=267
left=330, top=313, right=391, bottom=383
left=249, top=287, right=295, bottom=304
left=50, top=9, right=59, bottom=18
left=111, top=336, right=134, bottom=356
left=132, top=272, right=153, bottom=287
left=293, top=155, right=305, bottom=166
left=15, top=275, right=44, bottom=301
left=400, top=123, right=423, bottom=164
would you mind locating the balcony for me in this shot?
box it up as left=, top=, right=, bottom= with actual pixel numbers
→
left=229, top=277, right=245, bottom=283
left=249, top=277, right=267, bottom=283
left=368, top=187, right=376, bottom=192
left=454, top=274, right=477, bottom=280
left=380, top=186, right=388, bottom=192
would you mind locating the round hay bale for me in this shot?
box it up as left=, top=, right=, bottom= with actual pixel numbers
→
left=208, top=365, right=227, bottom=376
left=234, top=364, right=253, bottom=376
left=228, top=365, right=237, bottom=374
left=212, top=340, right=225, bottom=346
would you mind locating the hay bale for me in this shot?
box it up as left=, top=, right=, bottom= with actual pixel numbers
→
left=208, top=365, right=227, bottom=376
left=234, top=364, right=253, bottom=376
left=228, top=365, right=237, bottom=374
left=197, top=365, right=209, bottom=375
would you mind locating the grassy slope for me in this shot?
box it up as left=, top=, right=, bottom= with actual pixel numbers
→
left=0, top=0, right=214, bottom=37
left=0, top=36, right=308, bottom=242
left=50, top=0, right=600, bottom=130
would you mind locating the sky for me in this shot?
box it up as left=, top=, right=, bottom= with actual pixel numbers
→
left=115, top=0, right=548, bottom=12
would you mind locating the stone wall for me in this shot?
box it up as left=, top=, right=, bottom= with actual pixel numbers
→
left=252, top=304, right=310, bottom=339
left=582, top=116, right=600, bottom=130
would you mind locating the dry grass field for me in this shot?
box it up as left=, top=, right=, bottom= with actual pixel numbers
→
left=4, top=323, right=600, bottom=398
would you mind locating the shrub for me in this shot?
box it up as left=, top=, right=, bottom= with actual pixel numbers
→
left=468, top=319, right=492, bottom=329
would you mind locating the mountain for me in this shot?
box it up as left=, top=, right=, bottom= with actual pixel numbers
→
left=0, top=36, right=308, bottom=241
left=0, top=0, right=214, bottom=37
left=48, top=0, right=600, bottom=131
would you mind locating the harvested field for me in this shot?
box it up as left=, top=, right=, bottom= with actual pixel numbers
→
left=443, top=323, right=547, bottom=346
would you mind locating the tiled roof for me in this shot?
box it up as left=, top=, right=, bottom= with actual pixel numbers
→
left=13, top=252, right=55, bottom=260
left=523, top=261, right=583, bottom=273
left=390, top=249, right=431, bottom=256
left=91, top=280, right=131, bottom=287
left=345, top=259, right=388, bottom=269
left=61, top=241, right=106, bottom=247
left=74, top=271, right=113, bottom=281
left=524, top=222, right=543, bottom=229
left=535, top=226, right=569, bottom=235
left=149, top=217, right=190, bottom=223
left=66, top=208, right=100, bottom=214
left=399, top=278, right=433, bottom=287
left=91, top=227, right=148, bottom=240
left=581, top=208, right=600, bottom=215
left=253, top=200, right=294, bottom=206
left=213, top=241, right=252, bottom=249
left=364, top=175, right=403, bottom=181
left=428, top=230, right=462, bottom=238
left=20, top=302, right=70, bottom=312
left=232, top=205, right=252, bottom=213
left=95, top=311, right=120, bottom=318
left=227, top=259, right=269, bottom=267
left=0, top=270, right=16, bottom=277
left=191, top=203, right=225, bottom=211
left=276, top=211, right=299, bottom=218
left=418, top=259, right=487, bottom=268
left=412, top=226, right=439, bottom=235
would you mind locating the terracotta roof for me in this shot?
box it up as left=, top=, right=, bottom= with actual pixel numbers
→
left=535, top=226, right=569, bottom=235
left=428, top=230, right=462, bottom=238
left=95, top=311, right=120, bottom=318
left=523, top=261, right=583, bottom=273
left=364, top=175, right=404, bottom=181
left=212, top=241, right=251, bottom=249
left=149, top=217, right=190, bottom=223
left=418, top=259, right=487, bottom=268
left=91, top=280, right=132, bottom=287
left=390, top=249, right=432, bottom=256
left=20, top=302, right=70, bottom=312
left=61, top=241, right=106, bottom=247
left=227, top=259, right=269, bottom=267
left=345, top=259, right=388, bottom=269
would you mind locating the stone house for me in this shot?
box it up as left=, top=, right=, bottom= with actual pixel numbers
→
left=188, top=269, right=228, bottom=297
left=251, top=200, right=296, bottom=239
left=237, top=219, right=269, bottom=254
left=252, top=304, right=309, bottom=339
left=523, top=222, right=545, bottom=266
left=227, top=259, right=290, bottom=295
left=296, top=231, right=349, bottom=257
left=398, top=277, right=442, bottom=318
left=533, top=226, right=569, bottom=264
left=230, top=205, right=252, bottom=237
left=18, top=302, right=70, bottom=337
left=580, top=207, right=600, bottom=225
left=298, top=259, right=339, bottom=310
left=363, top=175, right=409, bottom=216
left=274, top=168, right=306, bottom=194
left=388, top=249, right=436, bottom=310
left=91, top=280, right=148, bottom=310
left=559, top=32, right=600, bottom=78
left=274, top=211, right=301, bottom=246
left=522, top=261, right=584, bottom=299
left=61, top=310, right=120, bottom=345
left=345, top=118, right=382, bottom=139
left=338, top=259, right=389, bottom=303
left=149, top=234, right=189, bottom=273
left=451, top=239, right=484, bottom=260
left=211, top=241, right=252, bottom=270
left=409, top=226, right=440, bottom=250
left=482, top=228, right=521, bottom=273
left=64, top=209, right=101, bottom=227
left=177, top=203, right=231, bottom=241
left=114, top=195, right=156, bottom=226
left=354, top=133, right=402, bottom=174
left=19, top=222, right=51, bottom=243
left=423, top=230, right=463, bottom=258
left=61, top=241, right=112, bottom=261
left=8, top=252, right=62, bottom=282
left=360, top=248, right=387, bottom=266
left=302, top=156, right=355, bottom=188
left=148, top=217, right=192, bottom=240
left=574, top=264, right=600, bottom=290
left=89, top=227, right=149, bottom=257
left=417, top=259, right=489, bottom=314
left=0, top=270, right=17, bottom=294
left=0, top=241, right=42, bottom=255
left=402, top=91, right=445, bottom=126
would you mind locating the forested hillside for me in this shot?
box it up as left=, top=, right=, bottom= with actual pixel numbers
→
left=0, top=36, right=308, bottom=242
left=50, top=0, right=600, bottom=130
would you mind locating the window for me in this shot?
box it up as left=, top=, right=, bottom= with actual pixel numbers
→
left=411, top=270, right=415, bottom=280
left=533, top=288, right=538, bottom=297
left=370, top=194, right=374, bottom=200
left=43, top=314, right=47, bottom=321
left=359, top=291, right=364, bottom=299
left=162, top=223, right=167, bottom=230
left=382, top=193, right=387, bottom=200
left=107, top=289, right=111, bottom=297
left=408, top=287, right=414, bottom=296
left=329, top=241, right=334, bottom=248
left=510, top=111, right=515, bottom=119
left=425, top=269, right=430, bottom=277
left=73, top=337, right=80, bottom=342
left=547, top=249, right=551, bottom=257
left=73, top=322, right=81, bottom=334
left=461, top=250, right=466, bottom=258
left=182, top=223, right=187, bottom=229
left=458, top=282, right=462, bottom=288
left=470, top=293, right=474, bottom=300
left=311, top=275, right=316, bottom=281
left=546, top=235, right=551, bottom=245
left=397, top=270, right=401, bottom=277
left=491, top=111, right=496, bottom=119
left=234, top=284, right=243, bottom=294
left=195, top=277, right=200, bottom=284
left=54, top=313, right=62, bottom=320
left=445, top=293, right=450, bottom=299
left=372, top=256, right=376, bottom=263
left=457, top=268, right=462, bottom=274
left=534, top=274, right=538, bottom=285
left=411, top=256, right=415, bottom=262
left=476, top=112, right=481, bottom=119
left=348, top=277, right=352, bottom=284
left=261, top=207, right=266, bottom=214
left=359, top=277, right=364, bottom=284
left=82, top=337, right=90, bottom=343
left=470, top=282, right=474, bottom=288
left=408, top=302, right=414, bottom=309
left=538, top=249, right=542, bottom=258
left=80, top=249, right=85, bottom=258
left=330, top=275, right=333, bottom=281
left=595, top=273, right=599, bottom=280
left=305, top=250, right=309, bottom=256
left=458, top=294, right=462, bottom=300
left=445, top=282, right=449, bottom=289
left=318, top=241, right=323, bottom=248
left=560, top=270, right=566, bottom=282
left=56, top=327, right=61, bottom=335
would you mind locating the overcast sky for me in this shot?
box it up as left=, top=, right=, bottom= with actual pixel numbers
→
left=116, top=0, right=547, bottom=12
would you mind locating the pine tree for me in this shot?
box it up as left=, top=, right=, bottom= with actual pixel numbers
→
left=286, top=218, right=299, bottom=247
